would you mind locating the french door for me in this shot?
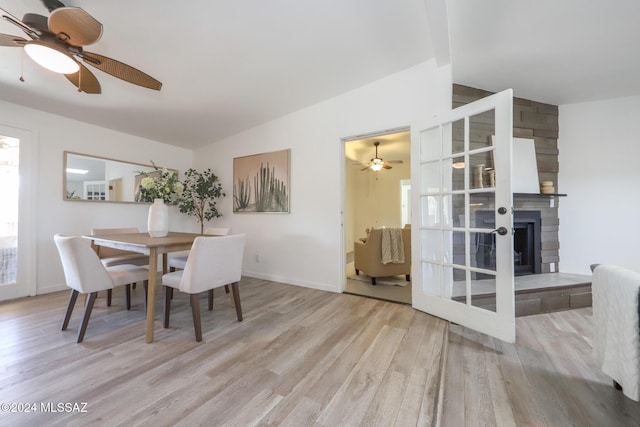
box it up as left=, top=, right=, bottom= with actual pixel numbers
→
left=0, top=124, right=36, bottom=301
left=412, top=89, right=515, bottom=342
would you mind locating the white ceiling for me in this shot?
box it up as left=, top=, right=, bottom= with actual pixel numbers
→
left=449, top=0, right=640, bottom=106
left=345, top=130, right=410, bottom=166
left=0, top=0, right=432, bottom=149
left=1, top=1, right=639, bottom=151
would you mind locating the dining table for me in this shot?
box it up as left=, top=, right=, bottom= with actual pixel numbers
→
left=84, top=231, right=200, bottom=343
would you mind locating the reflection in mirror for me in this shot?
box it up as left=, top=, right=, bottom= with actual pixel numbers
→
left=63, top=152, right=176, bottom=203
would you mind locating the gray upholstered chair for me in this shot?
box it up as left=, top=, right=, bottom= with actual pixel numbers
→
left=54, top=234, right=149, bottom=342
left=162, top=234, right=245, bottom=342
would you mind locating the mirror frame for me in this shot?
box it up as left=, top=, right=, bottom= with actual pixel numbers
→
left=63, top=151, right=177, bottom=204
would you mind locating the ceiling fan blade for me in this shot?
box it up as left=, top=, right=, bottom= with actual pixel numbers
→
left=383, top=165, right=392, bottom=169
left=65, top=63, right=101, bottom=94
left=82, top=51, right=162, bottom=91
left=0, top=33, right=27, bottom=46
left=1, top=8, right=41, bottom=38
left=386, top=160, right=403, bottom=164
left=49, top=7, right=103, bottom=46
left=22, top=13, right=49, bottom=33
left=41, top=0, right=66, bottom=13
left=360, top=166, right=370, bottom=171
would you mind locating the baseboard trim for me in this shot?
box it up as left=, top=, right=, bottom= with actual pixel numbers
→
left=241, top=272, right=339, bottom=293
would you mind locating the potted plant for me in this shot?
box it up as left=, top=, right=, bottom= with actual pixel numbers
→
left=177, top=168, right=225, bottom=234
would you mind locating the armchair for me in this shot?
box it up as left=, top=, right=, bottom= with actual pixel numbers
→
left=354, top=226, right=411, bottom=285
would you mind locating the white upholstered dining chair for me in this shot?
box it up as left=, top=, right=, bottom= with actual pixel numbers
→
left=54, top=234, right=149, bottom=343
left=162, top=234, right=245, bottom=342
left=168, top=227, right=231, bottom=271
left=91, top=227, right=150, bottom=306
left=91, top=227, right=149, bottom=267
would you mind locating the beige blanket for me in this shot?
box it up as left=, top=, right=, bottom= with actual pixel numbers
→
left=381, top=228, right=404, bottom=264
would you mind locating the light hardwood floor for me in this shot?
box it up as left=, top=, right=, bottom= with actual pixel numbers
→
left=3, top=278, right=638, bottom=427
left=442, top=307, right=640, bottom=427
left=344, top=261, right=412, bottom=305
left=0, top=277, right=446, bottom=426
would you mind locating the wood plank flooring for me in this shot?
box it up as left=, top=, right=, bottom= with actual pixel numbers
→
left=442, top=307, right=640, bottom=427
left=0, top=277, right=446, bottom=427
left=3, top=277, right=638, bottom=427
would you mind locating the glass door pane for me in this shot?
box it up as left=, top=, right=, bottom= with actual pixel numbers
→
left=0, top=136, right=19, bottom=285
left=413, top=88, right=515, bottom=343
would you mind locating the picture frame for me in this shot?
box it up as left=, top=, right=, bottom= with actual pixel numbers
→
left=233, top=149, right=290, bottom=213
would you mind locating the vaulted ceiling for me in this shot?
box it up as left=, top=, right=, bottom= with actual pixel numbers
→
left=1, top=0, right=638, bottom=150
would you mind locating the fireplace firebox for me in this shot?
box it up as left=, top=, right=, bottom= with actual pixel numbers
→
left=475, top=210, right=542, bottom=276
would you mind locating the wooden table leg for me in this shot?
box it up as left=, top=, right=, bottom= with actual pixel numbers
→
left=145, top=248, right=158, bottom=343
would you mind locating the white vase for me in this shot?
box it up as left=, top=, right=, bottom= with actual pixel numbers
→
left=148, top=199, right=169, bottom=237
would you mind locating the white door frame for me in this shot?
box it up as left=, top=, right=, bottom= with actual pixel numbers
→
left=411, top=89, right=515, bottom=343
left=0, top=124, right=37, bottom=300
left=340, top=125, right=410, bottom=293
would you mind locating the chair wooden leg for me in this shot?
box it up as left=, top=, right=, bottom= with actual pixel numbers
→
left=125, top=284, right=131, bottom=310
left=208, top=289, right=214, bottom=311
left=77, top=292, right=97, bottom=343
left=107, top=289, right=112, bottom=306
left=371, top=277, right=377, bottom=286
left=190, top=294, right=203, bottom=342
left=61, top=289, right=79, bottom=330
left=355, top=268, right=359, bottom=275
left=164, top=286, right=172, bottom=328
left=224, top=285, right=229, bottom=294
left=132, top=283, right=137, bottom=290
left=231, top=282, right=243, bottom=321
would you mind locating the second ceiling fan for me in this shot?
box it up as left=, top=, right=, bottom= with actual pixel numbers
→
left=357, top=141, right=403, bottom=171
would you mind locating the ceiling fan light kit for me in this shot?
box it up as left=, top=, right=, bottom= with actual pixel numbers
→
left=370, top=159, right=384, bottom=171
left=357, top=141, right=403, bottom=172
left=24, top=39, right=79, bottom=73
left=0, top=1, right=162, bottom=93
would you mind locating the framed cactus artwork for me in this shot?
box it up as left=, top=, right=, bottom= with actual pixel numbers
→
left=233, top=149, right=290, bottom=213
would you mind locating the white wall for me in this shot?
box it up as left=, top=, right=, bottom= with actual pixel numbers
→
left=345, top=158, right=410, bottom=254
left=193, top=60, right=451, bottom=292
left=0, top=100, right=193, bottom=295
left=352, top=161, right=410, bottom=236
left=559, top=95, right=640, bottom=274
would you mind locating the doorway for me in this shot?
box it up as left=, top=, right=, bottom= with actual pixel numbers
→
left=0, top=125, right=36, bottom=301
left=343, top=127, right=411, bottom=304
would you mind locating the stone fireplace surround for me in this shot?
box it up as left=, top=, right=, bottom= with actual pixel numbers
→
left=453, top=84, right=562, bottom=273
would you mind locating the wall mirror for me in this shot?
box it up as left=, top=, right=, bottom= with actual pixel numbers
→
left=63, top=151, right=176, bottom=203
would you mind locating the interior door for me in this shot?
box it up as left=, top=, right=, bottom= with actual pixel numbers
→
left=412, top=89, right=515, bottom=343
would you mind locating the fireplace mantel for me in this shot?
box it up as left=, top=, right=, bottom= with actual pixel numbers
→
left=514, top=193, right=567, bottom=198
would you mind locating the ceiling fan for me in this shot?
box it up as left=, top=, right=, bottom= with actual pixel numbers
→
left=0, top=0, right=162, bottom=94
left=356, top=141, right=403, bottom=171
